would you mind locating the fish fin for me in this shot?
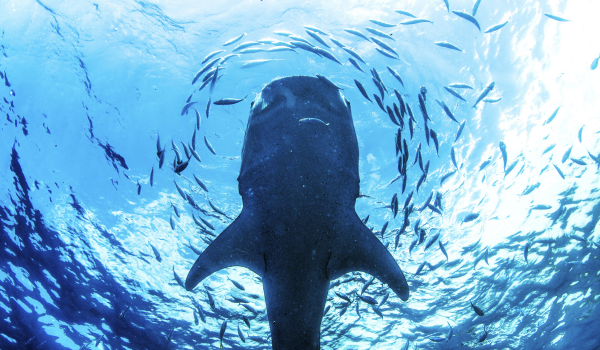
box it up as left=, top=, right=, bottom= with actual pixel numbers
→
left=185, top=210, right=265, bottom=290
left=327, top=214, right=409, bottom=301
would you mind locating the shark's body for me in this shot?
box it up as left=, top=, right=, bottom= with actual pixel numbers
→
left=185, top=76, right=409, bottom=349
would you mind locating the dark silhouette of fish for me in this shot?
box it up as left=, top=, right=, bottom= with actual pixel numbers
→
left=185, top=76, right=409, bottom=349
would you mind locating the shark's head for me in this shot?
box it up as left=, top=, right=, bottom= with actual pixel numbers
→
left=238, top=76, right=360, bottom=210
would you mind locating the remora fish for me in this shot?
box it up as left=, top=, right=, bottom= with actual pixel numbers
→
left=185, top=76, right=409, bottom=349
left=473, top=81, right=495, bottom=107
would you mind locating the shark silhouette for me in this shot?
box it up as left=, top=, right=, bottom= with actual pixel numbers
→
left=185, top=76, right=410, bottom=349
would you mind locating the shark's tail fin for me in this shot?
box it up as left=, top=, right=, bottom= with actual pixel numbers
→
left=185, top=210, right=265, bottom=291
left=327, top=213, right=410, bottom=301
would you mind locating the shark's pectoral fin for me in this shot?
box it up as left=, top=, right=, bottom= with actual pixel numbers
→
left=327, top=214, right=410, bottom=301
left=185, top=209, right=265, bottom=291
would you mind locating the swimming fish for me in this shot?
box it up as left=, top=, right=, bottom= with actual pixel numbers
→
left=204, top=136, right=216, bottom=155
left=473, top=81, right=495, bottom=107
left=448, top=83, right=474, bottom=89
left=343, top=47, right=366, bottom=63
left=545, top=14, right=570, bottom=22
left=553, top=163, right=565, bottom=179
left=543, top=107, right=561, bottom=125
left=330, top=37, right=346, bottom=48
left=305, top=30, right=330, bottom=48
left=304, top=26, right=329, bottom=36
left=354, top=79, right=373, bottom=102
left=395, top=10, right=417, bottom=18
left=223, top=33, right=246, bottom=46
left=561, top=146, right=572, bottom=163
left=592, top=57, right=599, bottom=70
left=499, top=141, right=507, bottom=172
left=485, top=21, right=508, bottom=33
left=443, top=0, right=450, bottom=11
left=387, top=67, right=404, bottom=87
left=371, top=37, right=398, bottom=56
left=241, top=59, right=275, bottom=69
left=348, top=57, right=365, bottom=73
left=343, top=28, right=371, bottom=42
left=202, top=50, right=225, bottom=64
left=445, top=86, right=467, bottom=102
left=365, top=27, right=395, bottom=41
left=439, top=100, right=460, bottom=123
left=435, top=41, right=463, bottom=52
left=463, top=213, right=480, bottom=223
left=233, top=41, right=261, bottom=52
left=149, top=243, right=162, bottom=262
left=452, top=10, right=481, bottom=31
left=472, top=0, right=482, bottom=15
left=471, top=301, right=485, bottom=316
left=401, top=18, right=433, bottom=25
left=455, top=120, right=466, bottom=142
left=439, top=241, right=449, bottom=260
left=369, top=19, right=396, bottom=27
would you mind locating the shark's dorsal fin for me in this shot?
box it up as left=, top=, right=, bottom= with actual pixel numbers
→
left=185, top=210, right=265, bottom=291
left=327, top=214, right=409, bottom=301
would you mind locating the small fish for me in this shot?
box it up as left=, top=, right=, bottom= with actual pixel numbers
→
left=499, top=141, right=508, bottom=172
left=505, top=159, right=519, bottom=177
left=455, top=120, right=466, bottom=142
left=361, top=276, right=374, bottom=294
left=376, top=47, right=398, bottom=59
left=443, top=0, right=450, bottom=11
left=365, top=27, right=395, bottom=41
left=348, top=57, right=365, bottom=72
left=173, top=266, right=184, bottom=287
left=304, top=25, right=329, bottom=36
left=371, top=37, right=398, bottom=56
left=233, top=41, right=261, bottom=52
left=448, top=83, right=473, bottom=89
left=219, top=320, right=228, bottom=348
left=561, top=146, right=572, bottom=163
left=206, top=97, right=211, bottom=118
left=387, top=67, right=404, bottom=88
left=354, top=79, right=372, bottom=103
left=401, top=18, right=433, bottom=25
left=445, top=86, right=467, bottom=102
left=299, top=118, right=329, bottom=126
left=484, top=97, right=501, bottom=103
left=485, top=20, right=508, bottom=33
left=181, top=101, right=197, bottom=116
left=592, top=57, right=599, bottom=70
left=223, top=33, right=245, bottom=46
left=356, top=293, right=378, bottom=305
left=542, top=143, right=556, bottom=155
left=479, top=159, right=491, bottom=171
left=544, top=107, right=561, bottom=125
left=478, top=327, right=488, bottom=342
left=424, top=233, right=440, bottom=250
left=435, top=41, right=463, bottom=52
left=137, top=180, right=141, bottom=195
left=202, top=50, right=225, bottom=64
left=330, top=37, right=346, bottom=48
left=471, top=301, right=485, bottom=316
left=336, top=291, right=351, bottom=302
left=452, top=10, right=481, bottom=31
left=267, top=46, right=297, bottom=53
left=204, top=136, right=216, bottom=155
left=343, top=28, right=371, bottom=42
left=439, top=100, right=459, bottom=124
left=305, top=30, right=330, bottom=48
left=189, top=145, right=201, bottom=162
left=439, top=241, right=449, bottom=260
left=242, top=315, right=250, bottom=328
left=553, top=163, right=565, bottom=179
left=578, top=125, right=584, bottom=142
left=395, top=10, right=417, bottom=18
left=229, top=278, right=245, bottom=291
left=372, top=305, right=384, bottom=319
left=149, top=243, right=162, bottom=262
left=214, top=97, right=245, bottom=105
left=463, top=213, right=480, bottom=223
left=430, top=129, right=440, bottom=155
left=241, top=59, right=275, bottom=69
left=571, top=158, right=587, bottom=166
left=472, top=0, right=482, bottom=15
left=545, top=14, right=570, bottom=22
left=174, top=160, right=189, bottom=174
left=193, top=174, right=209, bottom=192
left=273, top=30, right=294, bottom=36
left=169, top=214, right=176, bottom=230
left=381, top=221, right=389, bottom=238
left=473, top=81, right=495, bottom=107
left=440, top=170, right=456, bottom=186
left=524, top=242, right=530, bottom=263
left=522, top=182, right=541, bottom=195
left=370, top=19, right=396, bottom=27
left=343, top=47, right=366, bottom=63
left=414, top=261, right=427, bottom=276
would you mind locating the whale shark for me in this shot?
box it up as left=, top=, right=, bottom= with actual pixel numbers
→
left=185, top=76, right=410, bottom=349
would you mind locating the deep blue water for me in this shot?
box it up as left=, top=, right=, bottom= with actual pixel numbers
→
left=1, top=0, right=600, bottom=349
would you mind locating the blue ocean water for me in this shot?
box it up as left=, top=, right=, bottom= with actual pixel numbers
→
left=1, top=0, right=600, bottom=349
